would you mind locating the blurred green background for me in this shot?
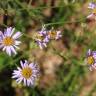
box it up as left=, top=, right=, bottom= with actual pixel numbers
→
left=0, top=0, right=96, bottom=96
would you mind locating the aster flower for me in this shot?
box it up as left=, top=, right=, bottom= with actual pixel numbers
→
left=87, top=2, right=96, bottom=18
left=48, top=28, right=62, bottom=40
left=0, top=27, right=22, bottom=56
left=34, top=26, right=49, bottom=49
left=85, top=49, right=96, bottom=71
left=12, top=60, right=40, bottom=86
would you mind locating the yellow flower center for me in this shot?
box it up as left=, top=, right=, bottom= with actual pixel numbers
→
left=22, top=67, right=32, bottom=79
left=49, top=31, right=56, bottom=39
left=34, top=33, right=44, bottom=41
left=87, top=56, right=95, bottom=65
left=3, top=37, right=14, bottom=46
left=93, top=8, right=96, bottom=14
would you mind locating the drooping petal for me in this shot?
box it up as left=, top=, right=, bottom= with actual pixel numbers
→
left=6, top=46, right=11, bottom=56
left=10, top=46, right=17, bottom=55
left=27, top=79, right=31, bottom=86
left=24, top=78, right=26, bottom=86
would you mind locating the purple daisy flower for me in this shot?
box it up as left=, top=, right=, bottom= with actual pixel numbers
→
left=34, top=26, right=49, bottom=49
left=48, top=29, right=62, bottom=40
left=86, top=49, right=96, bottom=71
left=12, top=60, right=40, bottom=86
left=0, top=27, right=22, bottom=56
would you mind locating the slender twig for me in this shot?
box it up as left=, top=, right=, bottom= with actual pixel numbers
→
left=28, top=0, right=33, bottom=8
left=45, top=18, right=86, bottom=26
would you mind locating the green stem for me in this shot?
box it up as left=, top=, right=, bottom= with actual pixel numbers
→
left=45, top=18, right=86, bottom=26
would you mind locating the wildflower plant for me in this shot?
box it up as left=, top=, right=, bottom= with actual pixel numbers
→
left=0, top=27, right=22, bottom=56
left=34, top=26, right=62, bottom=49
left=34, top=26, right=49, bottom=49
left=85, top=49, right=96, bottom=71
left=47, top=28, right=62, bottom=40
left=12, top=60, right=40, bottom=86
left=0, top=0, right=96, bottom=96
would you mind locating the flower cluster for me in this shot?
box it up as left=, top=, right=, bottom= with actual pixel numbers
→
left=0, top=27, right=22, bottom=56
left=34, top=26, right=49, bottom=49
left=87, top=2, right=96, bottom=18
left=34, top=26, right=62, bottom=49
left=85, top=49, right=96, bottom=71
left=12, top=60, right=40, bottom=86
